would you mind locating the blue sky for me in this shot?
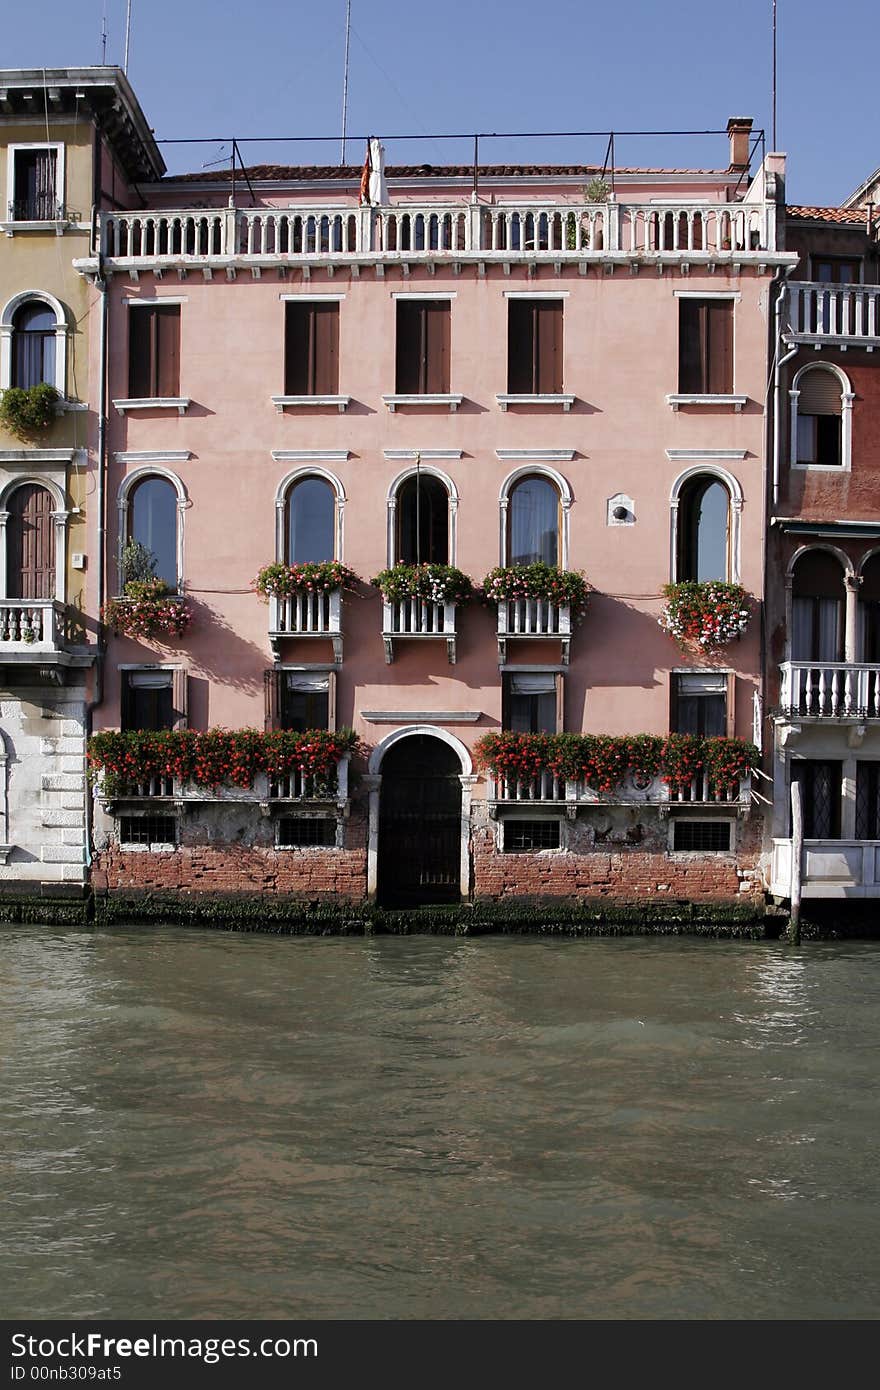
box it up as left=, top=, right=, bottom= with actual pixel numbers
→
left=4, top=0, right=876, bottom=203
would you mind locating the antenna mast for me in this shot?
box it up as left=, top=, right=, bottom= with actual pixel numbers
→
left=340, top=1, right=351, bottom=164
left=100, top=2, right=108, bottom=64
left=124, top=0, right=133, bottom=75
left=771, top=0, right=777, bottom=150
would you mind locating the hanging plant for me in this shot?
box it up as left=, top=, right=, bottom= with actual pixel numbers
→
left=102, top=579, right=193, bottom=641
left=253, top=561, right=357, bottom=599
left=0, top=384, right=59, bottom=437
left=371, top=563, right=474, bottom=606
left=480, top=563, right=591, bottom=623
left=659, top=581, right=751, bottom=652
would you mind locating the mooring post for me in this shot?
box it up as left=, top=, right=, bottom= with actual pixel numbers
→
left=789, top=778, right=803, bottom=944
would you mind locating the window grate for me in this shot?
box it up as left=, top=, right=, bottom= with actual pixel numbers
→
left=504, top=819, right=561, bottom=853
left=278, top=816, right=337, bottom=847
left=120, top=815, right=177, bottom=845
left=672, top=820, right=731, bottom=852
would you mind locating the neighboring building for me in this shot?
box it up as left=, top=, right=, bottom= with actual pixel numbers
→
left=767, top=196, right=880, bottom=900
left=74, top=109, right=793, bottom=913
left=0, top=68, right=162, bottom=901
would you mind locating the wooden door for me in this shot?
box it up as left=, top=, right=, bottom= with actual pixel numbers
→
left=8, top=484, right=55, bottom=599
left=378, top=736, right=463, bottom=907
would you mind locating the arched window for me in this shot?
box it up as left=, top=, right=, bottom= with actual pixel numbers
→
left=396, top=474, right=448, bottom=564
left=507, top=474, right=560, bottom=566
left=286, top=477, right=336, bottom=563
left=791, top=550, right=845, bottom=662
left=12, top=301, right=55, bottom=389
left=676, top=475, right=730, bottom=581
left=7, top=483, right=55, bottom=599
left=791, top=364, right=852, bottom=470
left=128, top=476, right=179, bottom=591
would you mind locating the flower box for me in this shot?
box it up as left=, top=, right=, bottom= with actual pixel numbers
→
left=481, top=563, right=589, bottom=663
left=371, top=564, right=473, bottom=664
left=102, top=580, right=192, bottom=641
left=659, top=582, right=751, bottom=652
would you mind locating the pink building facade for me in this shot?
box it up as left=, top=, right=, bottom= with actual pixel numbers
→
left=74, top=114, right=793, bottom=915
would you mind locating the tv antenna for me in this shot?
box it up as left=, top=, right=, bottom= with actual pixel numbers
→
left=340, top=1, right=351, bottom=164
left=124, top=0, right=133, bottom=74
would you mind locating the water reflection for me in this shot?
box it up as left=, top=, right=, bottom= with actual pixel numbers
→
left=1, top=930, right=879, bottom=1319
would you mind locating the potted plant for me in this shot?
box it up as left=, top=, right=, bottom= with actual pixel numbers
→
left=371, top=563, right=474, bottom=606
left=480, top=562, right=590, bottom=620
left=102, top=540, right=192, bottom=641
left=253, top=560, right=357, bottom=599
left=659, top=581, right=751, bottom=652
left=0, top=383, right=59, bottom=437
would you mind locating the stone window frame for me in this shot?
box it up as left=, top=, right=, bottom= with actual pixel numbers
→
left=0, top=468, right=68, bottom=602
left=498, top=464, right=573, bottom=568
left=274, top=465, right=346, bottom=564
left=668, top=463, right=743, bottom=585
left=0, top=289, right=69, bottom=398
left=116, top=464, right=188, bottom=596
left=789, top=360, right=853, bottom=474
left=4, top=141, right=65, bottom=226
left=386, top=463, right=458, bottom=568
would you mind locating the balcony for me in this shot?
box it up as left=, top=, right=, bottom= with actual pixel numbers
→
left=784, top=282, right=880, bottom=351
left=487, top=770, right=751, bottom=816
left=101, top=757, right=350, bottom=812
left=497, top=599, right=571, bottom=664
left=771, top=838, right=880, bottom=899
left=778, top=662, right=880, bottom=721
left=382, top=599, right=457, bottom=664
left=269, top=589, right=343, bottom=662
left=91, top=198, right=782, bottom=274
left=0, top=599, right=70, bottom=654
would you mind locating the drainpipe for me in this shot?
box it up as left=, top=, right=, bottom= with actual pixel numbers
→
left=84, top=234, right=109, bottom=876
left=772, top=269, right=799, bottom=510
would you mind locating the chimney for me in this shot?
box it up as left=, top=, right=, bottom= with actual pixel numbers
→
left=727, top=117, right=753, bottom=171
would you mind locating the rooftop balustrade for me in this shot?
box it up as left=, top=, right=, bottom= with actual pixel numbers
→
left=784, top=282, right=880, bottom=350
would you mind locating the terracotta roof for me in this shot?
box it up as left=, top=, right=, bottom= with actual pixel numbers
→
left=786, top=205, right=870, bottom=225
left=164, top=162, right=731, bottom=185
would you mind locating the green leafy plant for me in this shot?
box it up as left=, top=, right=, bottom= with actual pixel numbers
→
left=585, top=176, right=610, bottom=202
left=371, top=563, right=474, bottom=605
left=121, top=539, right=159, bottom=587
left=480, top=563, right=590, bottom=622
left=0, top=384, right=59, bottom=437
left=253, top=561, right=357, bottom=598
left=659, top=582, right=752, bottom=651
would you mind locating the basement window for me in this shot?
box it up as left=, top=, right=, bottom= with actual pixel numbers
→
left=671, top=820, right=732, bottom=852
left=277, top=816, right=337, bottom=848
left=119, top=815, right=177, bottom=848
left=503, top=819, right=561, bottom=853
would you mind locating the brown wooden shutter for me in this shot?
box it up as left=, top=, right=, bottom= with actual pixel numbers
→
left=8, top=484, right=55, bottom=600
left=555, top=672, right=565, bottom=733
left=501, top=675, right=511, bottom=730
left=396, top=301, right=421, bottom=393
left=327, top=669, right=337, bottom=732
left=679, top=299, right=704, bottom=393
left=424, top=303, right=450, bottom=394
left=120, top=671, right=133, bottom=732
left=264, top=668, right=282, bottom=731
left=508, top=299, right=532, bottom=392
left=128, top=308, right=152, bottom=397
left=313, top=304, right=339, bottom=394
left=172, top=668, right=188, bottom=730
left=536, top=301, right=563, bottom=394
left=155, top=306, right=180, bottom=396
left=707, top=301, right=733, bottom=394
left=725, top=673, right=736, bottom=738
left=669, top=672, right=680, bottom=733
left=284, top=303, right=310, bottom=394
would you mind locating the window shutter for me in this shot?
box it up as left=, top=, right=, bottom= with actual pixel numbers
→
left=313, top=304, right=339, bottom=395
left=725, top=673, right=736, bottom=738
left=264, top=668, right=282, bottom=731
left=536, top=301, right=563, bottom=394
left=425, top=303, right=450, bottom=394
left=707, top=301, right=733, bottom=394
left=284, top=303, right=310, bottom=394
left=120, top=671, right=133, bottom=732
left=669, top=672, right=680, bottom=733
left=501, top=675, right=511, bottom=730
left=327, top=669, right=337, bottom=732
left=508, top=299, right=533, bottom=393
left=395, top=301, right=421, bottom=393
left=155, top=306, right=181, bottom=397
left=172, top=668, right=188, bottom=730
left=128, top=308, right=152, bottom=397
left=555, top=673, right=564, bottom=733
left=679, top=299, right=705, bottom=393
left=798, top=369, right=843, bottom=416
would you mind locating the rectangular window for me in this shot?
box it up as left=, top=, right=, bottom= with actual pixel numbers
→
left=671, top=672, right=732, bottom=737
left=278, top=816, right=337, bottom=848
left=265, top=669, right=336, bottom=732
left=790, top=760, right=842, bottom=839
left=128, top=304, right=181, bottom=398
left=504, top=819, right=561, bottom=853
left=395, top=300, right=450, bottom=394
left=120, top=815, right=177, bottom=846
left=797, top=412, right=842, bottom=467
left=813, top=257, right=861, bottom=285
left=507, top=299, right=563, bottom=394
left=855, top=763, right=880, bottom=839
left=284, top=302, right=339, bottom=394
left=672, top=820, right=732, bottom=852
left=679, top=299, right=733, bottom=394
left=12, top=146, right=59, bottom=221
left=503, top=671, right=561, bottom=734
left=121, top=669, right=187, bottom=732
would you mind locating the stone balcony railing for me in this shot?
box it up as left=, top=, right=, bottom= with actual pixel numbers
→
left=382, top=599, right=458, bottom=664
left=269, top=589, right=343, bottom=662
left=487, top=770, right=751, bottom=815
left=784, top=281, right=880, bottom=349
left=778, top=661, right=880, bottom=720
left=101, top=757, right=350, bottom=810
left=94, top=198, right=781, bottom=271
left=496, top=599, right=572, bottom=664
left=771, top=837, right=880, bottom=899
left=0, top=599, right=70, bottom=652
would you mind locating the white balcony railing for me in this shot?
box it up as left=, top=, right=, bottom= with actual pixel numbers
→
left=0, top=599, right=67, bottom=650
left=268, top=756, right=349, bottom=805
left=771, top=837, right=880, bottom=899
left=779, top=662, right=880, bottom=719
left=97, top=198, right=779, bottom=267
left=785, top=282, right=880, bottom=348
left=382, top=599, right=457, bottom=664
left=101, top=757, right=350, bottom=809
left=497, top=599, right=571, bottom=663
left=488, top=771, right=751, bottom=809
left=269, top=589, right=342, bottom=661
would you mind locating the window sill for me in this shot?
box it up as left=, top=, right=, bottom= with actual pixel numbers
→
left=271, top=394, right=351, bottom=414
left=113, top=398, right=191, bottom=416
left=791, top=462, right=848, bottom=473
left=1, top=219, right=70, bottom=237
left=496, top=394, right=574, bottom=412
left=382, top=393, right=463, bottom=413
left=666, top=394, right=747, bottom=412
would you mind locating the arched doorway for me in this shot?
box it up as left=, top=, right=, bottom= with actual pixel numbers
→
left=377, top=735, right=463, bottom=907
left=7, top=483, right=55, bottom=599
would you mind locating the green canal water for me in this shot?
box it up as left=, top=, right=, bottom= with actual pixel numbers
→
left=2, top=928, right=879, bottom=1320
